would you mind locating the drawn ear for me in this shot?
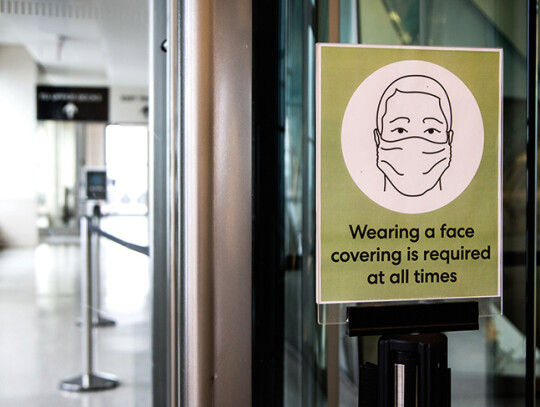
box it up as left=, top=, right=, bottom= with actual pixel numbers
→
left=447, top=130, right=454, bottom=145
left=374, top=129, right=381, bottom=146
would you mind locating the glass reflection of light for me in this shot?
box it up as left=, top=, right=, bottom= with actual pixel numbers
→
left=105, top=124, right=149, bottom=215
left=34, top=243, right=79, bottom=302
left=99, top=217, right=150, bottom=321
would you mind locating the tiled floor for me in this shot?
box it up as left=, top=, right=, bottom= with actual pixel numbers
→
left=0, top=216, right=536, bottom=406
left=0, top=217, right=151, bottom=407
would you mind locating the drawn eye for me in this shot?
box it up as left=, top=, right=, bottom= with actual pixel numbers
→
left=424, top=128, right=441, bottom=135
left=391, top=127, right=408, bottom=134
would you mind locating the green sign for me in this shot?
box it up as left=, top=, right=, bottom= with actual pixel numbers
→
left=316, top=44, right=502, bottom=304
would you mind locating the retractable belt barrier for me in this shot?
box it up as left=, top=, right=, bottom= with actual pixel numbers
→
left=88, top=224, right=149, bottom=256
left=60, top=210, right=148, bottom=392
left=349, top=303, right=479, bottom=407
left=88, top=204, right=149, bottom=256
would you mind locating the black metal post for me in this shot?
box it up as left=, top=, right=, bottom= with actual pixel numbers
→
left=350, top=303, right=479, bottom=406
left=252, top=2, right=285, bottom=406
left=378, top=334, right=450, bottom=407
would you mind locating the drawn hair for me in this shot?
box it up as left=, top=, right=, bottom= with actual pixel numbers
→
left=375, top=75, right=453, bottom=133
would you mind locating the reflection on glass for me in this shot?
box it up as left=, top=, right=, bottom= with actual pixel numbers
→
left=342, top=1, right=528, bottom=405
left=281, top=0, right=532, bottom=405
left=282, top=0, right=327, bottom=406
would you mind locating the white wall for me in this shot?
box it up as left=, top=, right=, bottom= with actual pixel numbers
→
left=110, top=87, right=149, bottom=124
left=0, top=45, right=38, bottom=247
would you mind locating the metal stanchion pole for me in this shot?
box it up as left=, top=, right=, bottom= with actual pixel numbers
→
left=60, top=216, right=118, bottom=392
left=91, top=205, right=115, bottom=327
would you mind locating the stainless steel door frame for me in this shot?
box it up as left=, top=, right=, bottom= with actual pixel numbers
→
left=151, top=0, right=252, bottom=406
left=149, top=0, right=169, bottom=406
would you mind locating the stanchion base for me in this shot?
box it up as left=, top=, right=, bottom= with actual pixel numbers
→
left=76, top=315, right=117, bottom=328
left=60, top=372, right=119, bottom=392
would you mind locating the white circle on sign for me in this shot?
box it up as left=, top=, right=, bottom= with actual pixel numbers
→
left=341, top=60, right=484, bottom=214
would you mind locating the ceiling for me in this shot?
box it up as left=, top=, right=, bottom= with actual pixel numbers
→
left=0, top=0, right=149, bottom=87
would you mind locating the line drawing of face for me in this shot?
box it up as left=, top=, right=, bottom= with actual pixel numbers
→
left=341, top=60, right=485, bottom=214
left=373, top=75, right=454, bottom=197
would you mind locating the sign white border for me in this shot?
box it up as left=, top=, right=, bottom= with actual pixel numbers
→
left=316, top=43, right=503, bottom=306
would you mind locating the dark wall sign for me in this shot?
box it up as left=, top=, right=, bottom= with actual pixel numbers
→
left=37, top=86, right=109, bottom=122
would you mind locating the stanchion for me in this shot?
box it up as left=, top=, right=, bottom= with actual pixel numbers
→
left=90, top=205, right=116, bottom=327
left=349, top=302, right=479, bottom=407
left=75, top=205, right=116, bottom=328
left=60, top=216, right=118, bottom=392
left=377, top=333, right=450, bottom=407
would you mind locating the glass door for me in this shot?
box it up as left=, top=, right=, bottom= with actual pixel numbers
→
left=253, top=0, right=538, bottom=406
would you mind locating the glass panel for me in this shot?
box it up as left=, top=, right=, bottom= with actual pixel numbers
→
left=282, top=0, right=327, bottom=406
left=276, top=0, right=534, bottom=405
left=35, top=121, right=78, bottom=231
left=327, top=0, right=531, bottom=405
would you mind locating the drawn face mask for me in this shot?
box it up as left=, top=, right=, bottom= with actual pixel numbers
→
left=374, top=91, right=453, bottom=197
left=375, top=135, right=452, bottom=197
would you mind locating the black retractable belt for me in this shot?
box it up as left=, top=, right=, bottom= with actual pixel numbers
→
left=349, top=302, right=479, bottom=407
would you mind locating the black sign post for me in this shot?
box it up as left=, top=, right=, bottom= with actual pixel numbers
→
left=349, top=302, right=479, bottom=407
left=37, top=86, right=109, bottom=122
